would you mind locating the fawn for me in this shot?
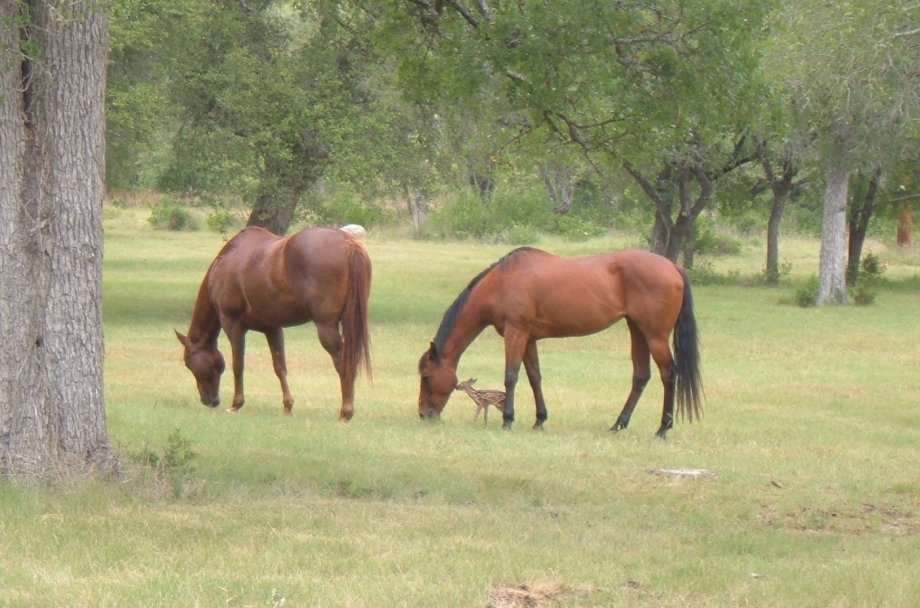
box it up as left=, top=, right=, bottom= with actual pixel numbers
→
left=455, top=378, right=506, bottom=426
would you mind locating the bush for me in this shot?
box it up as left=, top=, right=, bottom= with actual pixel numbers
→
left=694, top=220, right=743, bottom=256
left=148, top=199, right=194, bottom=231
left=850, top=253, right=886, bottom=306
left=206, top=210, right=238, bottom=234
left=546, top=214, right=607, bottom=240
left=794, top=276, right=819, bottom=307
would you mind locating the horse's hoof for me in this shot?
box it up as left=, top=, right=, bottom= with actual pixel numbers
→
left=502, top=422, right=513, bottom=431
left=227, top=407, right=240, bottom=414
left=532, top=422, right=545, bottom=431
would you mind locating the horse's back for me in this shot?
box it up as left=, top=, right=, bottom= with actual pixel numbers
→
left=488, top=248, right=683, bottom=338
left=208, top=227, right=362, bottom=329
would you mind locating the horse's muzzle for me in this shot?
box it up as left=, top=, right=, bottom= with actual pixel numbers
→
left=420, top=407, right=441, bottom=422
left=201, top=397, right=220, bottom=408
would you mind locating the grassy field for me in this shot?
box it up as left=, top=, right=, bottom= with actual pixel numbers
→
left=2, top=206, right=919, bottom=607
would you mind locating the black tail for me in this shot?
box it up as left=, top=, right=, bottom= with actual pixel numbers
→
left=673, top=268, right=703, bottom=422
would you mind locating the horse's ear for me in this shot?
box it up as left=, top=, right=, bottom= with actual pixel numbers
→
left=427, top=341, right=440, bottom=364
left=175, top=330, right=189, bottom=347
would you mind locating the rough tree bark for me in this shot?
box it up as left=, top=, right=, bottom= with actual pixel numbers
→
left=817, top=145, right=851, bottom=305
left=0, top=0, right=114, bottom=477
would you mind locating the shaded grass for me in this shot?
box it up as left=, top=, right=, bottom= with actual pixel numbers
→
left=2, top=207, right=919, bottom=606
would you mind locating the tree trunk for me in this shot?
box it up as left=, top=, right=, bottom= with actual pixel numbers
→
left=405, top=185, right=429, bottom=233
left=845, top=168, right=881, bottom=286
left=539, top=163, right=576, bottom=214
left=765, top=191, right=788, bottom=283
left=756, top=138, right=797, bottom=284
left=0, top=1, right=114, bottom=477
left=817, top=155, right=850, bottom=305
left=897, top=203, right=913, bottom=248
left=247, top=191, right=299, bottom=236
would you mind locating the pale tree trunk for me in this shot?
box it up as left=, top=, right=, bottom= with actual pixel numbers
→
left=404, top=184, right=429, bottom=233
left=0, top=1, right=114, bottom=477
left=539, top=163, right=576, bottom=214
left=817, top=154, right=850, bottom=305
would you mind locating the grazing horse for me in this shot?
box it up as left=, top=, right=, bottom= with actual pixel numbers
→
left=176, top=226, right=372, bottom=420
left=417, top=247, right=702, bottom=437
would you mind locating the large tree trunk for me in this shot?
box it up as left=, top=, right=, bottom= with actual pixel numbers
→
left=817, top=154, right=850, bottom=305
left=247, top=191, right=299, bottom=236
left=0, top=1, right=114, bottom=477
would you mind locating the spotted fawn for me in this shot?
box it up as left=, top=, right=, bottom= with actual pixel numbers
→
left=455, top=378, right=505, bottom=426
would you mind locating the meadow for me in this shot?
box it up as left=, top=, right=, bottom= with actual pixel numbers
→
left=1, top=206, right=919, bottom=607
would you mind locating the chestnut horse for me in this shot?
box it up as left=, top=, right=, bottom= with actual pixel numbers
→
left=417, top=247, right=702, bottom=437
left=176, top=226, right=371, bottom=420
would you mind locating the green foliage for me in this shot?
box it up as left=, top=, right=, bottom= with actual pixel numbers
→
left=694, top=219, right=744, bottom=256
left=132, top=428, right=197, bottom=499
left=147, top=199, right=194, bottom=231
left=428, top=187, right=608, bottom=242
left=851, top=252, right=887, bottom=306
left=316, top=190, right=391, bottom=228
left=206, top=210, right=238, bottom=235
left=794, top=275, right=820, bottom=307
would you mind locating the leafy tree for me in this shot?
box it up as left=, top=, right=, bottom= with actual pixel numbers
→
left=377, top=0, right=772, bottom=262
left=777, top=0, right=920, bottom=304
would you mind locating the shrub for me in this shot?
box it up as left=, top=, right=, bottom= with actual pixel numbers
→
left=850, top=253, right=886, bottom=306
left=794, top=276, right=819, bottom=307
left=546, top=214, right=607, bottom=240
left=148, top=199, right=194, bottom=231
left=507, top=223, right=539, bottom=245
left=206, top=210, right=238, bottom=234
left=133, top=428, right=197, bottom=499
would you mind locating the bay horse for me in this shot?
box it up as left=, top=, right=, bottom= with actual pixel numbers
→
left=417, top=247, right=702, bottom=437
left=176, top=226, right=371, bottom=420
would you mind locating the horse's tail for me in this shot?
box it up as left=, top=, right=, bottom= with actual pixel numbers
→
left=341, top=238, right=373, bottom=384
left=673, top=268, right=703, bottom=422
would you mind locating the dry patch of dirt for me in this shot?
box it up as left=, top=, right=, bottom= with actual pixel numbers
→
left=487, top=582, right=596, bottom=607
left=762, top=502, right=920, bottom=536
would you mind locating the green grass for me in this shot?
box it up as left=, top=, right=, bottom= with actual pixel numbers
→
left=2, top=207, right=919, bottom=607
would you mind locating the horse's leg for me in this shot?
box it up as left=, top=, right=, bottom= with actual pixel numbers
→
left=316, top=322, right=354, bottom=421
left=502, top=329, right=529, bottom=431
left=223, top=322, right=247, bottom=412
left=523, top=339, right=548, bottom=429
left=610, top=319, right=651, bottom=433
left=648, top=336, right=677, bottom=439
left=265, top=327, right=294, bottom=416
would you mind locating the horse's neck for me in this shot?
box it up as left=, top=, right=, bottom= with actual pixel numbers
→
left=440, top=292, right=490, bottom=369
left=188, top=277, right=221, bottom=344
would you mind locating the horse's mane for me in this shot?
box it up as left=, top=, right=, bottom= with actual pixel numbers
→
left=431, top=247, right=535, bottom=353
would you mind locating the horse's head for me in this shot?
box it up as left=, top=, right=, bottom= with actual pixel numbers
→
left=418, top=342, right=457, bottom=421
left=175, top=330, right=225, bottom=407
